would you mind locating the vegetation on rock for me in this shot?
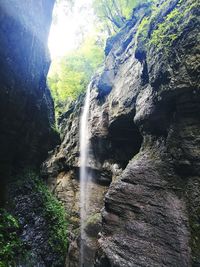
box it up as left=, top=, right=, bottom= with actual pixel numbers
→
left=85, top=213, right=101, bottom=237
left=0, top=210, right=26, bottom=267
left=150, top=0, right=199, bottom=51
left=48, top=0, right=154, bottom=116
left=0, top=0, right=199, bottom=265
left=93, top=0, right=152, bottom=34
left=9, top=169, right=68, bottom=266
left=135, top=0, right=199, bottom=56
left=48, top=33, right=104, bottom=116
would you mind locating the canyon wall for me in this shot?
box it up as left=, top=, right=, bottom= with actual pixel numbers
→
left=0, top=0, right=57, bottom=204
left=44, top=0, right=200, bottom=266
left=0, top=1, right=68, bottom=266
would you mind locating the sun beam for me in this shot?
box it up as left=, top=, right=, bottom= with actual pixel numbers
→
left=48, top=0, right=95, bottom=59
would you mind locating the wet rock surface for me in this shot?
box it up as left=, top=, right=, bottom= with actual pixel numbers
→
left=97, top=151, right=191, bottom=267
left=94, top=0, right=200, bottom=266
left=0, top=1, right=66, bottom=266
left=43, top=0, right=200, bottom=266
left=0, top=0, right=58, bottom=205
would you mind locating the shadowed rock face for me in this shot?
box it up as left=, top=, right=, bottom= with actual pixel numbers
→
left=43, top=0, right=199, bottom=266
left=0, top=0, right=57, bottom=204
left=0, top=1, right=67, bottom=266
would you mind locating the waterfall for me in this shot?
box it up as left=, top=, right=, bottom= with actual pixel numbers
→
left=79, top=83, right=92, bottom=266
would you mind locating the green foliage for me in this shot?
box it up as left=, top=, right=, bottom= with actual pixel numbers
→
left=48, top=34, right=104, bottom=115
left=34, top=176, right=68, bottom=255
left=135, top=16, right=150, bottom=50
left=51, top=123, right=60, bottom=135
left=93, top=0, right=151, bottom=35
left=150, top=0, right=198, bottom=51
left=48, top=0, right=155, bottom=117
left=9, top=169, right=68, bottom=265
left=0, top=210, right=25, bottom=267
left=134, top=0, right=199, bottom=57
left=150, top=1, right=181, bottom=47
left=17, top=169, right=68, bottom=257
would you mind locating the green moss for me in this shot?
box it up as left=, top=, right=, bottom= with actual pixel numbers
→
left=135, top=0, right=199, bottom=57
left=85, top=213, right=101, bottom=226
left=11, top=169, right=68, bottom=265
left=84, top=213, right=102, bottom=238
left=51, top=123, right=60, bottom=135
left=0, top=210, right=26, bottom=266
left=136, top=16, right=150, bottom=50
left=150, top=0, right=198, bottom=52
left=35, top=177, right=68, bottom=255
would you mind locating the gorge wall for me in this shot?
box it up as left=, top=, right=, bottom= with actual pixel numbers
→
left=0, top=1, right=68, bottom=266
left=43, top=0, right=200, bottom=266
left=0, top=0, right=57, bottom=204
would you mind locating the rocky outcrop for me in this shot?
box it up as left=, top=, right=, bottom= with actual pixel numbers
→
left=42, top=93, right=111, bottom=266
left=94, top=0, right=200, bottom=266
left=0, top=0, right=58, bottom=205
left=43, top=0, right=200, bottom=266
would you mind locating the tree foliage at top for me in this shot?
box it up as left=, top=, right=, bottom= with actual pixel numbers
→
left=93, top=0, right=151, bottom=34
left=48, top=0, right=153, bottom=116
left=48, top=33, right=104, bottom=115
left=55, top=0, right=154, bottom=34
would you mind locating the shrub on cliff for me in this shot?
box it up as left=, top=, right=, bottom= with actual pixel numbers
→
left=0, top=210, right=25, bottom=266
left=9, top=169, right=68, bottom=266
left=93, top=0, right=153, bottom=34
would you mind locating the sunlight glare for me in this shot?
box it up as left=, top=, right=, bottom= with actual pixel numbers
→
left=48, top=0, right=95, bottom=59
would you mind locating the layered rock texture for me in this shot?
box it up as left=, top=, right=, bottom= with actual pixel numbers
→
left=43, top=0, right=200, bottom=266
left=0, top=1, right=67, bottom=266
left=0, top=0, right=57, bottom=204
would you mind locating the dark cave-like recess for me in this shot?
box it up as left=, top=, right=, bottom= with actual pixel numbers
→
left=109, top=113, right=143, bottom=169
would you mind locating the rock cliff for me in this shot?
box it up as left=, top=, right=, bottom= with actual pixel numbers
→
left=0, top=1, right=68, bottom=266
left=43, top=0, right=200, bottom=266
left=0, top=0, right=57, bottom=204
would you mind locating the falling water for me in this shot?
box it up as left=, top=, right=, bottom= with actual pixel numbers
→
left=79, top=83, right=92, bottom=266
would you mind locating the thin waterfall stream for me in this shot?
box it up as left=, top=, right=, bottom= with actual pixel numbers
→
left=79, top=83, right=92, bottom=267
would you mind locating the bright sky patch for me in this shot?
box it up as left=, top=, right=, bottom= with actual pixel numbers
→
left=48, top=0, right=95, bottom=59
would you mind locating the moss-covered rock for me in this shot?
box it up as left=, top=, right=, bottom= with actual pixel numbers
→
left=150, top=0, right=199, bottom=52
left=85, top=213, right=102, bottom=238
left=8, top=169, right=68, bottom=266
left=0, top=209, right=26, bottom=266
left=135, top=0, right=199, bottom=58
